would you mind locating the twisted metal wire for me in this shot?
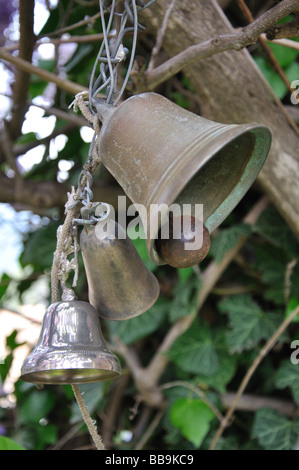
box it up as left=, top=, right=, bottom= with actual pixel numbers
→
left=70, top=0, right=155, bottom=223
left=89, top=0, right=155, bottom=108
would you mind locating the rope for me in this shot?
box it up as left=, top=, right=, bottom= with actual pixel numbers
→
left=72, top=384, right=106, bottom=450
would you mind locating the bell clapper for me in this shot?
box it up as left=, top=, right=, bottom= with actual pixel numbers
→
left=155, top=215, right=210, bottom=268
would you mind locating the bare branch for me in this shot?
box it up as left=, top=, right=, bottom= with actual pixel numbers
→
left=210, top=303, right=299, bottom=450
left=145, top=197, right=270, bottom=386
left=221, top=393, right=299, bottom=418
left=266, top=19, right=299, bottom=39
left=7, top=0, right=35, bottom=139
left=139, top=0, right=299, bottom=91
left=0, top=48, right=87, bottom=96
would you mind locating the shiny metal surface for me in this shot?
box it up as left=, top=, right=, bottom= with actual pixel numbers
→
left=80, top=216, right=160, bottom=321
left=96, top=92, right=272, bottom=265
left=20, top=301, right=121, bottom=384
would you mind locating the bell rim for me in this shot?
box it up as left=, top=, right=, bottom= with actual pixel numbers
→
left=20, top=348, right=121, bottom=385
left=20, top=368, right=121, bottom=385
left=145, top=123, right=272, bottom=265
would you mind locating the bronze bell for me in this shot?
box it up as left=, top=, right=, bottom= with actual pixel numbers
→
left=93, top=92, right=272, bottom=267
left=80, top=205, right=160, bottom=321
left=20, top=300, right=121, bottom=384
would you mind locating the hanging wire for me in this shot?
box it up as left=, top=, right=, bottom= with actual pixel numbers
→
left=89, top=0, right=155, bottom=108
left=67, top=0, right=156, bottom=222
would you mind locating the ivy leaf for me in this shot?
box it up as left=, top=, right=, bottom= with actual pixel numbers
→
left=210, top=223, right=251, bottom=264
left=253, top=206, right=299, bottom=258
left=196, top=353, right=237, bottom=394
left=108, top=298, right=168, bottom=345
left=250, top=243, right=289, bottom=305
left=168, top=275, right=200, bottom=322
left=218, top=294, right=281, bottom=353
left=168, top=322, right=219, bottom=376
left=19, top=390, right=56, bottom=425
left=252, top=408, right=299, bottom=450
left=20, top=223, right=59, bottom=271
left=275, top=359, right=299, bottom=403
left=170, top=398, right=215, bottom=448
left=0, top=436, right=25, bottom=451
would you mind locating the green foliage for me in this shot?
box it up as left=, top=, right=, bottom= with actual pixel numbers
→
left=275, top=360, right=299, bottom=403
left=107, top=298, right=168, bottom=345
left=252, top=409, right=299, bottom=450
left=20, top=222, right=59, bottom=271
left=168, top=321, right=220, bottom=376
left=218, top=294, right=282, bottom=352
left=0, top=436, right=25, bottom=450
left=170, top=398, right=216, bottom=447
left=254, top=40, right=299, bottom=99
left=210, top=223, right=251, bottom=264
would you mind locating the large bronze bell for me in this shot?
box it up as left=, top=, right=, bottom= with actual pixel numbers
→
left=80, top=205, right=160, bottom=321
left=94, top=92, right=272, bottom=266
left=20, top=300, right=121, bottom=384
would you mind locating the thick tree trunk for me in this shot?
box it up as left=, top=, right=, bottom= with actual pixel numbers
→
left=140, top=0, right=299, bottom=238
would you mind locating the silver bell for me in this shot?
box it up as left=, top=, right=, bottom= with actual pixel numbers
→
left=20, top=300, right=121, bottom=384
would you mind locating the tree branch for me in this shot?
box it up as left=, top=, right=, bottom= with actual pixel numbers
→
left=145, top=197, right=270, bottom=385
left=0, top=171, right=123, bottom=212
left=138, top=0, right=299, bottom=91
left=266, top=18, right=299, bottom=39
left=210, top=304, right=299, bottom=450
left=221, top=393, right=299, bottom=418
left=0, top=48, right=88, bottom=96
left=6, top=0, right=35, bottom=140
left=113, top=197, right=270, bottom=408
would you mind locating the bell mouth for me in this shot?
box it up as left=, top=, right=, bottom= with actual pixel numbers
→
left=20, top=368, right=120, bottom=385
left=149, top=124, right=271, bottom=265
left=20, top=348, right=121, bottom=385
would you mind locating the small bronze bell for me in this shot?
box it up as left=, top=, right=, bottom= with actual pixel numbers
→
left=93, top=92, right=272, bottom=267
left=20, top=300, right=121, bottom=384
left=80, top=205, right=160, bottom=321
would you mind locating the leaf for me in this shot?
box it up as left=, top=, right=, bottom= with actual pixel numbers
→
left=267, top=42, right=299, bottom=68
left=108, top=298, right=168, bottom=345
left=0, top=436, right=25, bottom=450
left=178, top=267, right=194, bottom=282
left=218, top=294, right=281, bottom=353
left=168, top=322, right=219, bottom=376
left=210, top=223, right=251, bottom=264
left=36, top=424, right=58, bottom=449
left=275, top=359, right=299, bottom=403
left=20, top=223, right=59, bottom=270
left=253, top=206, right=299, bottom=258
left=19, top=390, right=56, bottom=425
left=170, top=398, right=215, bottom=448
left=196, top=353, right=237, bottom=394
left=168, top=275, right=200, bottom=322
left=250, top=243, right=289, bottom=305
left=254, top=56, right=287, bottom=99
left=252, top=408, right=299, bottom=450
left=285, top=298, right=299, bottom=323
left=0, top=273, right=11, bottom=301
